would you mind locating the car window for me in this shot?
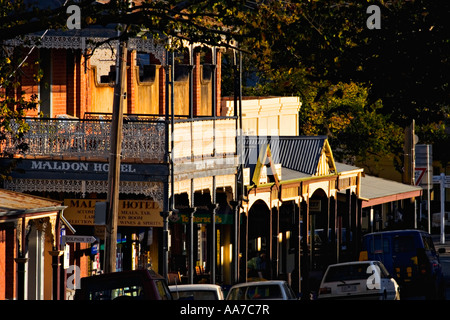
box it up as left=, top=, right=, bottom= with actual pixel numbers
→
left=393, top=236, right=415, bottom=253
left=374, top=262, right=391, bottom=278
left=421, top=235, right=436, bottom=252
left=282, top=282, right=297, bottom=299
left=88, top=284, right=144, bottom=300
left=227, top=287, right=245, bottom=300
left=368, top=235, right=390, bottom=254
left=246, top=285, right=282, bottom=299
left=173, top=290, right=218, bottom=300
left=324, top=264, right=371, bottom=282
left=155, top=280, right=172, bottom=300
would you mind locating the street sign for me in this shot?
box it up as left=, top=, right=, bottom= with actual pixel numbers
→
left=415, top=144, right=432, bottom=190
left=415, top=167, right=427, bottom=186
left=433, top=175, right=450, bottom=188
left=433, top=173, right=449, bottom=244
left=446, top=176, right=450, bottom=188
left=62, top=235, right=96, bottom=244
left=91, top=243, right=99, bottom=255
left=64, top=244, right=70, bottom=269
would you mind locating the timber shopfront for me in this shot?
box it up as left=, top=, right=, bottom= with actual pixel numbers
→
left=63, top=198, right=163, bottom=273
left=1, top=154, right=239, bottom=285
left=1, top=158, right=168, bottom=278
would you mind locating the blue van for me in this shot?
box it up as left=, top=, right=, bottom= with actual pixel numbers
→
left=359, top=229, right=445, bottom=299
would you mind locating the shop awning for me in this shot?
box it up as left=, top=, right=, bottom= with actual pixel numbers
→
left=0, top=188, right=64, bottom=216
left=0, top=188, right=73, bottom=231
left=359, top=175, right=423, bottom=208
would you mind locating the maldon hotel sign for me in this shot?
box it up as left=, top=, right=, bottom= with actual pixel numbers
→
left=31, top=160, right=137, bottom=173
left=64, top=199, right=163, bottom=227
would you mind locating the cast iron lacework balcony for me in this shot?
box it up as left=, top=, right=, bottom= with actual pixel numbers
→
left=1, top=114, right=237, bottom=164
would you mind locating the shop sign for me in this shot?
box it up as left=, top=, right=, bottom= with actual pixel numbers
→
left=171, top=213, right=233, bottom=225
left=30, top=160, right=137, bottom=173
left=63, top=199, right=163, bottom=227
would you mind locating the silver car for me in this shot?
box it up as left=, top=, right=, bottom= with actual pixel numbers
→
left=226, top=280, right=298, bottom=300
left=317, top=260, right=400, bottom=300
left=169, top=284, right=224, bottom=300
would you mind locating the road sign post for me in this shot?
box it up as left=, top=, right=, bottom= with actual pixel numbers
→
left=62, top=235, right=97, bottom=244
left=433, top=174, right=449, bottom=244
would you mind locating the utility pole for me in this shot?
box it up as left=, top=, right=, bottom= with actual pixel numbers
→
left=105, top=37, right=128, bottom=274
left=160, top=48, right=174, bottom=280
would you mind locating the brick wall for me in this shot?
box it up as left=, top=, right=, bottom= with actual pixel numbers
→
left=66, top=51, right=76, bottom=116
left=51, top=49, right=67, bottom=116
left=18, top=50, right=39, bottom=117
left=127, top=50, right=136, bottom=114
left=9, top=47, right=222, bottom=119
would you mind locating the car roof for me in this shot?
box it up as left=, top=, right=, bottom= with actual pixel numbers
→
left=363, top=229, right=428, bottom=237
left=80, top=269, right=164, bottom=285
left=169, top=284, right=222, bottom=291
left=230, top=280, right=287, bottom=289
left=326, top=260, right=379, bottom=268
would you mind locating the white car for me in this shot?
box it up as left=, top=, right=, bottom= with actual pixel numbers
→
left=317, top=260, right=400, bottom=300
left=226, top=280, right=298, bottom=300
left=169, top=284, right=224, bottom=300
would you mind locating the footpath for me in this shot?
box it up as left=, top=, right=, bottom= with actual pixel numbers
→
left=433, top=234, right=450, bottom=256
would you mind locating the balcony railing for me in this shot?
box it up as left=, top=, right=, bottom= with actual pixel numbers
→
left=1, top=116, right=237, bottom=164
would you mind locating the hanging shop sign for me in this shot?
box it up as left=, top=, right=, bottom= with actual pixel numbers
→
left=63, top=199, right=163, bottom=227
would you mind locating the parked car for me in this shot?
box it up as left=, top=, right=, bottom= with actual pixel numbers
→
left=359, top=229, right=446, bottom=299
left=169, top=284, right=224, bottom=300
left=74, top=269, right=173, bottom=300
left=225, top=280, right=297, bottom=300
left=317, top=260, right=400, bottom=300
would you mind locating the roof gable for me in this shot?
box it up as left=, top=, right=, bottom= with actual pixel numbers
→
left=244, top=135, right=337, bottom=186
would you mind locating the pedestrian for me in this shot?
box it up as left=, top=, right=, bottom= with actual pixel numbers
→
left=247, top=255, right=260, bottom=278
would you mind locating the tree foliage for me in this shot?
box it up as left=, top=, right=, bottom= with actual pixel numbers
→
left=0, top=45, right=40, bottom=179
left=0, top=0, right=296, bottom=178
left=236, top=0, right=449, bottom=169
left=0, top=0, right=263, bottom=48
left=299, top=82, right=404, bottom=165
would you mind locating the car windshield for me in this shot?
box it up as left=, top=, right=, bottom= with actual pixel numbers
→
left=88, top=284, right=145, bottom=300
left=324, top=263, right=371, bottom=282
left=246, top=285, right=282, bottom=299
left=86, top=278, right=171, bottom=300
left=172, top=290, right=218, bottom=300
left=228, top=284, right=283, bottom=300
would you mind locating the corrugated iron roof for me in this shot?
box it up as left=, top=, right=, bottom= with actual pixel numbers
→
left=359, top=175, right=422, bottom=206
left=334, top=162, right=422, bottom=206
left=243, top=135, right=327, bottom=177
left=0, top=189, right=62, bottom=215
